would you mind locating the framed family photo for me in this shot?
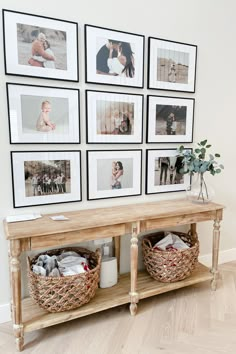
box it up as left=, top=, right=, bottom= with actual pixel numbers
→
left=87, top=150, right=142, bottom=200
left=85, top=24, right=144, bottom=88
left=2, top=9, right=79, bottom=81
left=146, top=149, right=191, bottom=195
left=7, top=83, right=80, bottom=144
left=11, top=150, right=81, bottom=208
left=86, top=90, right=143, bottom=144
left=148, top=37, right=197, bottom=92
left=147, top=95, right=194, bottom=143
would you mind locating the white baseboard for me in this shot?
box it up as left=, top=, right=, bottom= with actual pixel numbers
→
left=199, top=248, right=236, bottom=267
left=0, top=303, right=11, bottom=324
left=1, top=248, right=236, bottom=324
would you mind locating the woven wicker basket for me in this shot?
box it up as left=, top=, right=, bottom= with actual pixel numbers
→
left=142, top=231, right=199, bottom=283
left=27, top=247, right=101, bottom=313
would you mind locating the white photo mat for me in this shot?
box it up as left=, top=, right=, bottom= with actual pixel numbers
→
left=7, top=83, right=80, bottom=144
left=87, top=150, right=142, bottom=200
left=86, top=90, right=143, bottom=143
left=3, top=9, right=78, bottom=81
left=85, top=25, right=144, bottom=87
left=11, top=151, right=81, bottom=207
left=147, top=95, right=194, bottom=143
left=146, top=149, right=191, bottom=194
left=148, top=37, right=197, bottom=92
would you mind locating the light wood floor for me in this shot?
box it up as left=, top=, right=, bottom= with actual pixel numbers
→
left=1, top=261, right=236, bottom=354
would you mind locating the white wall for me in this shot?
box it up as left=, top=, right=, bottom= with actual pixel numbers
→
left=0, top=0, right=235, bottom=322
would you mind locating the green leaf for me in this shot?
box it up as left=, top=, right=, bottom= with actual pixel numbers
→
left=209, top=154, right=214, bottom=160
left=219, top=164, right=224, bottom=169
left=215, top=153, right=220, bottom=157
left=195, top=148, right=201, bottom=153
left=215, top=169, right=221, bottom=173
left=206, top=145, right=211, bottom=148
left=200, top=139, right=207, bottom=146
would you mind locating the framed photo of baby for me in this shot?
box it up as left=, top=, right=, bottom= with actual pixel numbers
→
left=87, top=150, right=142, bottom=200
left=85, top=24, right=144, bottom=88
left=2, top=9, right=78, bottom=81
left=11, top=151, right=82, bottom=208
left=147, top=95, right=194, bottom=143
left=86, top=90, right=143, bottom=143
left=146, top=149, right=191, bottom=195
left=7, top=83, right=80, bottom=144
left=148, top=37, right=197, bottom=92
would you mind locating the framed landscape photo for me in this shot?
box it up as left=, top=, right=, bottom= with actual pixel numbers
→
left=147, top=95, right=194, bottom=143
left=148, top=37, right=197, bottom=92
left=146, top=149, right=191, bottom=195
left=85, top=24, right=144, bottom=88
left=7, top=83, right=80, bottom=144
left=87, top=150, right=142, bottom=200
left=11, top=150, right=81, bottom=208
left=2, top=9, right=79, bottom=81
left=86, top=90, right=143, bottom=144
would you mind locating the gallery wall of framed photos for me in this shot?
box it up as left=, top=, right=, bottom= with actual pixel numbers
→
left=2, top=7, right=197, bottom=208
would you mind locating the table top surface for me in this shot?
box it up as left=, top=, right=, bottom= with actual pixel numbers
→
left=3, top=198, right=224, bottom=240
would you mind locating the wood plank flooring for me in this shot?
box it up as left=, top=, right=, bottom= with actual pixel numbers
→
left=1, top=261, right=236, bottom=354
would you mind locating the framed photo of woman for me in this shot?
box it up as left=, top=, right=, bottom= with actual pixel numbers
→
left=86, top=90, right=143, bottom=143
left=147, top=95, right=194, bottom=143
left=2, top=9, right=79, bottom=81
left=87, top=150, right=142, bottom=200
left=11, top=150, right=82, bottom=208
left=7, top=83, right=80, bottom=144
left=146, top=149, right=191, bottom=195
left=148, top=37, right=197, bottom=92
left=85, top=24, right=144, bottom=88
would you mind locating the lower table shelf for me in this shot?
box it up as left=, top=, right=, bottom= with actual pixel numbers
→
left=22, top=262, right=212, bottom=333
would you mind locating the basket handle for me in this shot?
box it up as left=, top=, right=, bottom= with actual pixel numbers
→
left=142, top=238, right=153, bottom=248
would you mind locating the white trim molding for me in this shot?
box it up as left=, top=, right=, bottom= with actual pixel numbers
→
left=0, top=303, right=11, bottom=324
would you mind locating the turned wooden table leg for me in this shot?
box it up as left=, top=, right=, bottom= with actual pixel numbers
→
left=114, top=236, right=120, bottom=275
left=10, top=240, right=24, bottom=351
left=129, top=222, right=140, bottom=316
left=211, top=211, right=222, bottom=291
left=190, top=223, right=197, bottom=237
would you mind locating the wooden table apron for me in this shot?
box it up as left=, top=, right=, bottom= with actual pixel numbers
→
left=3, top=199, right=224, bottom=351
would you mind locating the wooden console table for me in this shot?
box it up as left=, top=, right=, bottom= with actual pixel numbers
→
left=3, top=198, right=224, bottom=351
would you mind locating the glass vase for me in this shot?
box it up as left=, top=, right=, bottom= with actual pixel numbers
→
left=186, top=173, right=215, bottom=204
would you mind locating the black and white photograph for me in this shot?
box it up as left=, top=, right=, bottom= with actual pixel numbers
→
left=87, top=150, right=142, bottom=200
left=146, top=149, right=191, bottom=194
left=11, top=151, right=81, bottom=207
left=7, top=83, right=80, bottom=144
left=86, top=90, right=143, bottom=143
left=3, top=9, right=78, bottom=81
left=85, top=25, right=144, bottom=88
left=147, top=95, right=194, bottom=143
left=148, top=37, right=197, bottom=92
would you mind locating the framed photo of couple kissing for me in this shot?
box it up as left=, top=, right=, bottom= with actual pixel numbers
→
left=7, top=83, right=80, bottom=144
left=86, top=90, right=143, bottom=144
left=87, top=150, right=142, bottom=200
left=2, top=9, right=79, bottom=81
left=85, top=24, right=144, bottom=88
left=148, top=37, right=197, bottom=92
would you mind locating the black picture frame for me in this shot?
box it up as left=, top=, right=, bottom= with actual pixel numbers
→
left=7, top=83, right=80, bottom=144
left=11, top=150, right=82, bottom=208
left=87, top=149, right=142, bottom=200
left=85, top=24, right=144, bottom=88
left=86, top=89, right=143, bottom=144
left=146, top=95, right=195, bottom=143
left=2, top=9, right=79, bottom=82
left=148, top=36, right=197, bottom=92
left=145, top=148, right=191, bottom=195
